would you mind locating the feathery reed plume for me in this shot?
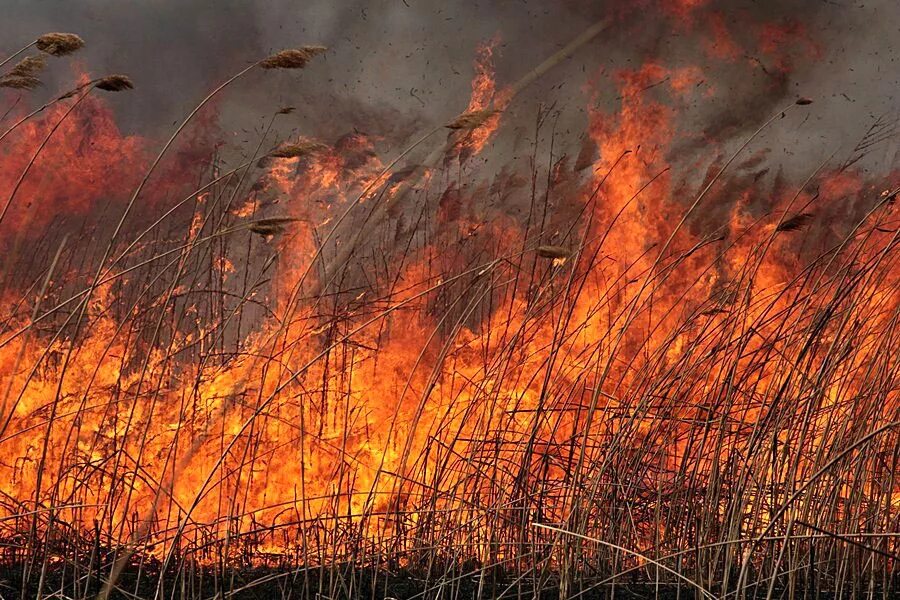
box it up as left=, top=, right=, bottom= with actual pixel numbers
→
left=34, top=32, right=85, bottom=57
left=0, top=75, right=41, bottom=90
left=259, top=46, right=327, bottom=69
left=94, top=74, right=134, bottom=92
left=387, top=164, right=422, bottom=184
left=268, top=141, right=328, bottom=159
left=536, top=245, right=571, bottom=259
left=249, top=216, right=300, bottom=236
left=776, top=212, right=814, bottom=232
left=250, top=223, right=282, bottom=236
left=6, top=55, right=46, bottom=79
left=445, top=108, right=502, bottom=130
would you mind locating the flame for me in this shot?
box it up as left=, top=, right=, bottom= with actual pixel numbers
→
left=0, top=95, right=145, bottom=237
left=704, top=12, right=742, bottom=62
left=0, top=33, right=898, bottom=580
left=452, top=35, right=512, bottom=161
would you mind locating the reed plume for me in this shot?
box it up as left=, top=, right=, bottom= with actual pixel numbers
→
left=268, top=141, right=328, bottom=158
left=0, top=75, right=41, bottom=90
left=776, top=212, right=815, bottom=232
left=6, top=55, right=45, bottom=79
left=248, top=216, right=300, bottom=236
left=34, top=32, right=85, bottom=56
left=94, top=74, right=134, bottom=92
left=259, top=46, right=327, bottom=69
left=445, top=108, right=501, bottom=130
left=536, top=245, right=571, bottom=259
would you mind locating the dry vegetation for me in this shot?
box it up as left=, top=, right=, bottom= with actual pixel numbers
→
left=0, top=23, right=897, bottom=600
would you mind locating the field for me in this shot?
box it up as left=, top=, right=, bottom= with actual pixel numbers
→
left=0, top=11, right=898, bottom=600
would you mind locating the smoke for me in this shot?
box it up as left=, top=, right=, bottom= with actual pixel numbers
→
left=1, top=1, right=896, bottom=161
left=0, top=0, right=896, bottom=269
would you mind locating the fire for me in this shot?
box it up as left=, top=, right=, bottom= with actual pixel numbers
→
left=451, top=35, right=512, bottom=161
left=0, top=94, right=145, bottom=236
left=757, top=20, right=822, bottom=73
left=0, top=20, right=898, bottom=595
left=704, top=13, right=742, bottom=61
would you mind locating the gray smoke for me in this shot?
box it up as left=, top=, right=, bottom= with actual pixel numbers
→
left=2, top=0, right=897, bottom=191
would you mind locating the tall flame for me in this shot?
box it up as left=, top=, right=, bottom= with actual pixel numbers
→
left=0, top=27, right=897, bottom=586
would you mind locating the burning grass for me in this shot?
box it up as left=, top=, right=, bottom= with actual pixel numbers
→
left=0, top=18, right=898, bottom=600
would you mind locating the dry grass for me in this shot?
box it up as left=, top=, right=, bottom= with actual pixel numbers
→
left=0, top=26, right=896, bottom=600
